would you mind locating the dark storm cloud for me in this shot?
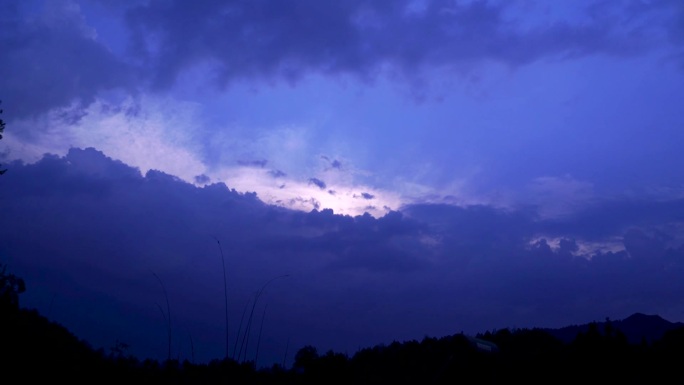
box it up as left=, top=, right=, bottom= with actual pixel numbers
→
left=0, top=2, right=135, bottom=120
left=400, top=202, right=684, bottom=329
left=123, top=0, right=674, bottom=90
left=3, top=149, right=684, bottom=365
left=298, top=210, right=431, bottom=273
left=4, top=1, right=682, bottom=120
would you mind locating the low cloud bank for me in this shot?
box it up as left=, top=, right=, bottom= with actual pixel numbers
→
left=1, top=147, right=684, bottom=365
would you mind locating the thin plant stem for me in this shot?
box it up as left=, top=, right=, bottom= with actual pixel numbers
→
left=153, top=271, right=172, bottom=361
left=237, top=294, right=257, bottom=362
left=155, top=302, right=167, bottom=321
left=233, top=297, right=252, bottom=360
left=240, top=274, right=289, bottom=363
left=189, top=330, right=195, bottom=364
left=282, top=337, right=290, bottom=368
left=212, top=236, right=230, bottom=360
left=254, top=303, right=268, bottom=367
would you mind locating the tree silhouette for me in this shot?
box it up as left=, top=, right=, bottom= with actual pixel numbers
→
left=0, top=263, right=25, bottom=310
left=293, top=345, right=318, bottom=372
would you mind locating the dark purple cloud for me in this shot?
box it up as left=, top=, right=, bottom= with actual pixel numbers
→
left=0, top=2, right=135, bottom=120
left=123, top=0, right=676, bottom=91
left=2, top=148, right=684, bottom=366
left=3, top=1, right=682, bottom=121
left=308, top=177, right=326, bottom=189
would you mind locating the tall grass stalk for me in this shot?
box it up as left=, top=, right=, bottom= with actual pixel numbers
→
left=233, top=298, right=251, bottom=360
left=212, top=236, right=230, bottom=360
left=189, top=330, right=195, bottom=364
left=282, top=337, right=290, bottom=368
left=240, top=274, right=289, bottom=363
left=254, top=303, right=268, bottom=367
left=152, top=271, right=172, bottom=361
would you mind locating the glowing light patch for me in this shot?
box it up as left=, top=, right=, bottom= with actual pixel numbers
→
left=212, top=165, right=403, bottom=217
left=3, top=97, right=484, bottom=218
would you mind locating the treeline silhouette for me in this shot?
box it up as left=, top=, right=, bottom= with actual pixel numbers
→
left=3, top=266, right=684, bottom=383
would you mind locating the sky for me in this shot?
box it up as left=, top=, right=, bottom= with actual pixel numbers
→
left=2, top=0, right=684, bottom=367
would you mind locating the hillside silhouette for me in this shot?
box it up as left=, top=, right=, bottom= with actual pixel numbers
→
left=5, top=305, right=684, bottom=382
left=3, top=265, right=684, bottom=383
left=543, top=312, right=684, bottom=345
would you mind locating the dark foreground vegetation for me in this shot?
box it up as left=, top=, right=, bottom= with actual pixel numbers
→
left=3, top=265, right=684, bottom=383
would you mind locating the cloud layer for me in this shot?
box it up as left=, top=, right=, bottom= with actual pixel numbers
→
left=3, top=0, right=684, bottom=120
left=124, top=0, right=679, bottom=89
left=2, top=148, right=684, bottom=365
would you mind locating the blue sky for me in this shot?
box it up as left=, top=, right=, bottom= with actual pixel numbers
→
left=2, top=0, right=684, bottom=367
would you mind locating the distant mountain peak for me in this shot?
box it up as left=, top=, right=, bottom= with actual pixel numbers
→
left=624, top=313, right=665, bottom=322
left=544, top=312, right=684, bottom=344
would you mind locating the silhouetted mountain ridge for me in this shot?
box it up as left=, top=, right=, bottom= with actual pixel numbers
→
left=5, top=305, right=684, bottom=382
left=542, top=312, right=684, bottom=345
